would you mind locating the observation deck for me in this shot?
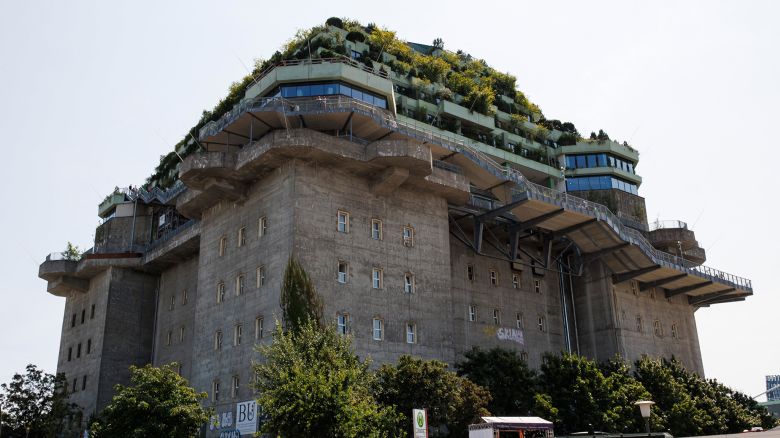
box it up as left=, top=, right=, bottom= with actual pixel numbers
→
left=195, top=58, right=752, bottom=306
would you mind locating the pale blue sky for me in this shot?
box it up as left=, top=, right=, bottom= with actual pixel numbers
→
left=1, top=0, right=777, bottom=399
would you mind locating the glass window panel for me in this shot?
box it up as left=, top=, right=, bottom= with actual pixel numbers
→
left=298, top=85, right=311, bottom=97
left=566, top=156, right=576, bottom=169
left=309, top=84, right=325, bottom=96
left=608, top=156, right=615, bottom=168
left=362, top=93, right=375, bottom=105
left=338, top=84, right=350, bottom=97
left=598, top=154, right=608, bottom=167
left=281, top=86, right=296, bottom=98
left=627, top=163, right=634, bottom=174
left=587, top=155, right=597, bottom=168
left=351, top=88, right=363, bottom=101
left=322, top=83, right=338, bottom=95
left=375, top=97, right=387, bottom=108
left=576, top=156, right=586, bottom=168
left=612, top=177, right=620, bottom=189
left=601, top=176, right=611, bottom=189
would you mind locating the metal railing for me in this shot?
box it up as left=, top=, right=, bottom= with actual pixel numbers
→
left=433, top=160, right=463, bottom=175
left=104, top=180, right=187, bottom=208
left=145, top=219, right=197, bottom=252
left=650, top=219, right=688, bottom=231
left=191, top=94, right=753, bottom=292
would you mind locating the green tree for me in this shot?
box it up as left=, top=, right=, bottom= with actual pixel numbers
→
left=455, top=347, right=537, bottom=416
left=254, top=320, right=401, bottom=437
left=599, top=357, right=655, bottom=433
left=62, top=242, right=81, bottom=261
left=90, top=363, right=209, bottom=438
left=280, top=256, right=323, bottom=331
left=376, top=355, right=491, bottom=438
left=0, top=365, right=74, bottom=438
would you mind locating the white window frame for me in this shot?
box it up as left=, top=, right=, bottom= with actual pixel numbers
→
left=371, top=219, right=383, bottom=240
left=402, top=226, right=414, bottom=247
left=258, top=216, right=268, bottom=237
left=372, top=318, right=383, bottom=341
left=406, top=323, right=417, bottom=344
left=236, top=274, right=245, bottom=296
left=238, top=226, right=246, bottom=247
left=255, top=316, right=264, bottom=340
left=337, top=261, right=348, bottom=284
left=256, top=266, right=265, bottom=288
left=372, top=268, right=383, bottom=289
left=337, top=211, right=350, bottom=233
left=468, top=305, right=476, bottom=322
left=337, top=313, right=349, bottom=335
left=404, top=273, right=414, bottom=294
left=217, top=282, right=225, bottom=303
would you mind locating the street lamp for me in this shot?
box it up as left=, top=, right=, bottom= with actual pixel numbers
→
left=634, top=400, right=655, bottom=433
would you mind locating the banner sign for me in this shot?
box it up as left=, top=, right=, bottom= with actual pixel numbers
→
left=236, top=400, right=258, bottom=435
left=412, top=408, right=428, bottom=438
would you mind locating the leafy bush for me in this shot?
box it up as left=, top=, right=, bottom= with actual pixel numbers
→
left=346, top=30, right=365, bottom=42
left=325, top=17, right=343, bottom=28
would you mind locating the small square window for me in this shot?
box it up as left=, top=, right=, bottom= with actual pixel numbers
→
left=337, top=211, right=350, bottom=233
left=236, top=274, right=245, bottom=296
left=238, top=226, right=246, bottom=247
left=402, top=226, right=414, bottom=247
left=512, top=274, right=519, bottom=289
left=337, top=313, right=349, bottom=335
left=493, top=309, right=500, bottom=326
left=256, top=266, right=265, bottom=288
left=467, top=264, right=474, bottom=281
left=406, top=323, right=417, bottom=344
left=338, top=262, right=348, bottom=284
left=489, top=270, right=498, bottom=286
left=219, top=236, right=227, bottom=257
left=404, top=273, right=414, bottom=294
left=216, top=282, right=225, bottom=303
left=255, top=317, right=264, bottom=340
left=372, top=318, right=383, bottom=341
left=372, top=268, right=383, bottom=289
left=371, top=219, right=383, bottom=240
left=258, top=217, right=268, bottom=237
left=534, top=279, right=541, bottom=294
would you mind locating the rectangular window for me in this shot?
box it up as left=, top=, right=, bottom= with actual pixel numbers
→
left=234, top=324, right=242, bottom=346
left=512, top=274, right=519, bottom=289
left=72, top=378, right=77, bottom=392
left=404, top=273, right=414, bottom=294
left=219, top=236, right=227, bottom=257
left=402, top=226, right=414, bottom=247
left=372, top=268, right=383, bottom=289
left=236, top=274, right=245, bottom=296
left=636, top=316, right=643, bottom=332
left=256, top=266, right=265, bottom=288
left=258, top=217, right=267, bottom=237
left=179, top=326, right=185, bottom=342
left=68, top=347, right=72, bottom=361
left=537, top=315, right=546, bottom=332
left=489, top=270, right=498, bottom=286
left=337, top=211, right=350, bottom=233
left=82, top=375, right=87, bottom=391
left=77, top=343, right=81, bottom=358
left=90, top=304, right=95, bottom=319
left=169, top=294, right=175, bottom=311
left=238, top=227, right=246, bottom=247
left=372, top=318, right=383, bottom=341
left=182, top=289, right=188, bottom=305
left=217, top=282, right=225, bottom=303
left=255, top=317, right=264, bottom=340
left=468, top=305, right=476, bottom=322
left=176, top=363, right=182, bottom=376
left=631, top=280, right=638, bottom=296
left=371, top=219, right=382, bottom=240
left=231, top=375, right=239, bottom=399
left=671, top=323, right=679, bottom=339
left=214, top=331, right=223, bottom=350
left=516, top=313, right=524, bottom=329
left=493, top=309, right=501, bottom=326
left=81, top=309, right=85, bottom=324
left=654, top=320, right=662, bottom=337
left=212, top=380, right=220, bottom=402
left=337, top=313, right=349, bottom=335
left=71, top=313, right=76, bottom=328
left=467, top=264, right=474, bottom=281
left=406, top=323, right=417, bottom=344
left=337, top=262, right=348, bottom=284
left=166, top=331, right=172, bottom=346
left=534, top=279, right=541, bottom=294
left=87, top=339, right=92, bottom=354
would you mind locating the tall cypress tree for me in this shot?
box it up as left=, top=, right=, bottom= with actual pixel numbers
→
left=280, top=256, right=323, bottom=331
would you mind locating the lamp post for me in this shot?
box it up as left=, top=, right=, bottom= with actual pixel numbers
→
left=634, top=400, right=655, bottom=433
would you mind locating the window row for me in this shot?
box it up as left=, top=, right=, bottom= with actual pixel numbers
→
left=466, top=265, right=542, bottom=293
left=70, top=304, right=96, bottom=328
left=218, top=217, right=268, bottom=256
left=168, top=289, right=189, bottom=311
left=67, top=338, right=92, bottom=361
left=466, top=307, right=547, bottom=332
left=564, top=153, right=636, bottom=174
left=213, top=317, right=265, bottom=350
left=216, top=267, right=267, bottom=303
left=565, top=175, right=639, bottom=195
left=267, top=81, right=388, bottom=109
left=334, top=313, right=416, bottom=344
left=632, top=315, right=681, bottom=339
left=165, top=326, right=187, bottom=346
left=71, top=374, right=88, bottom=393
left=337, top=211, right=415, bottom=247
left=336, top=263, right=415, bottom=292
left=211, top=374, right=244, bottom=402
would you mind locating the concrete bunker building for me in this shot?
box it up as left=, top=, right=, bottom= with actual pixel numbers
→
left=38, top=22, right=753, bottom=432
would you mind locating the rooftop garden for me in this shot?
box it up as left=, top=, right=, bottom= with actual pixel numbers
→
left=139, top=17, right=634, bottom=190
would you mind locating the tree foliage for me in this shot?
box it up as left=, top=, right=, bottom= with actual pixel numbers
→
left=376, top=355, right=490, bottom=438
left=455, top=347, right=536, bottom=416
left=89, top=363, right=210, bottom=438
left=254, top=320, right=401, bottom=437
left=0, top=365, right=74, bottom=438
left=280, top=256, right=323, bottom=331
left=62, top=241, right=81, bottom=261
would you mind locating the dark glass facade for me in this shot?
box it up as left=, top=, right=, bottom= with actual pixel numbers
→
left=565, top=153, right=635, bottom=174
left=566, top=175, right=639, bottom=195
left=266, top=81, right=388, bottom=109
left=768, top=375, right=780, bottom=402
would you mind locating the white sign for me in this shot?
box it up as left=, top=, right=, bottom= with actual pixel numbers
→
left=412, top=408, right=428, bottom=438
left=235, top=400, right=258, bottom=436
left=496, top=327, right=524, bottom=345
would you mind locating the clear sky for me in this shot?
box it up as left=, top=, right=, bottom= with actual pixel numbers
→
left=1, top=0, right=777, bottom=399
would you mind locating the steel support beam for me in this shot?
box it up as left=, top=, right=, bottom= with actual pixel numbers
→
left=508, top=208, right=565, bottom=234
left=612, top=265, right=661, bottom=284
left=476, top=198, right=528, bottom=221
left=698, top=296, right=746, bottom=307
left=639, top=273, right=688, bottom=291
left=248, top=112, right=274, bottom=129
left=688, top=288, right=737, bottom=305
left=665, top=281, right=713, bottom=298
left=473, top=220, right=484, bottom=254
left=582, top=243, right=630, bottom=263
left=553, top=218, right=598, bottom=238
